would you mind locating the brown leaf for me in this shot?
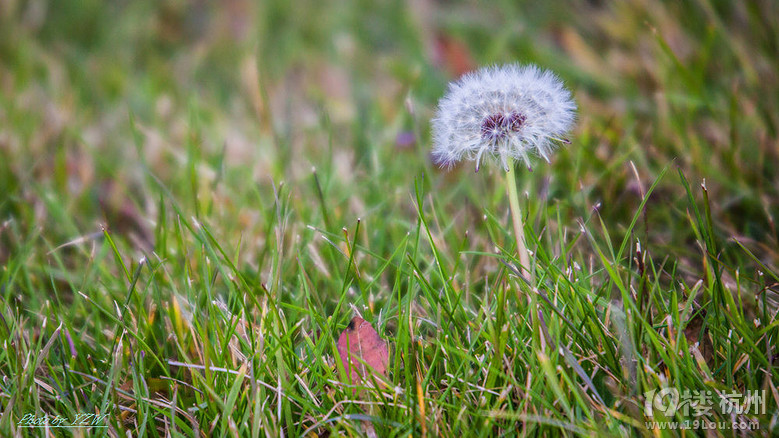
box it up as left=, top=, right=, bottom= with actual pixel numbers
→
left=683, top=307, right=714, bottom=366
left=336, top=317, right=388, bottom=385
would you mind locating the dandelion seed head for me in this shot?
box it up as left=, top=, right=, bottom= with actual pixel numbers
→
left=431, top=64, right=577, bottom=171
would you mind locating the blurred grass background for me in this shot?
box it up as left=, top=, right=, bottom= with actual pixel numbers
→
left=1, top=0, right=778, bottom=436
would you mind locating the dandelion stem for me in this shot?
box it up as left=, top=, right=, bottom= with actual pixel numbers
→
left=505, top=158, right=532, bottom=282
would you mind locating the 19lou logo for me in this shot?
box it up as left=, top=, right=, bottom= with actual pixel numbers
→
left=644, top=388, right=680, bottom=417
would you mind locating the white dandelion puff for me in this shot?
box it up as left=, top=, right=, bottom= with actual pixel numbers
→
left=431, top=64, right=577, bottom=171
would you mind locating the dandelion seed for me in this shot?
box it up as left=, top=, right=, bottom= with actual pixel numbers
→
left=431, top=64, right=576, bottom=171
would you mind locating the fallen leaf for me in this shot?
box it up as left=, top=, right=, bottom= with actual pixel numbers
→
left=683, top=307, right=714, bottom=366
left=336, top=317, right=388, bottom=385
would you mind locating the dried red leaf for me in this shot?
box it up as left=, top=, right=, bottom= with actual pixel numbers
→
left=336, top=317, right=388, bottom=385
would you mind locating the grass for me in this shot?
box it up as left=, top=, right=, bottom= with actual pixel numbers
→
left=1, top=0, right=778, bottom=436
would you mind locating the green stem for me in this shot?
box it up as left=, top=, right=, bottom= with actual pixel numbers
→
left=505, top=158, right=532, bottom=282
